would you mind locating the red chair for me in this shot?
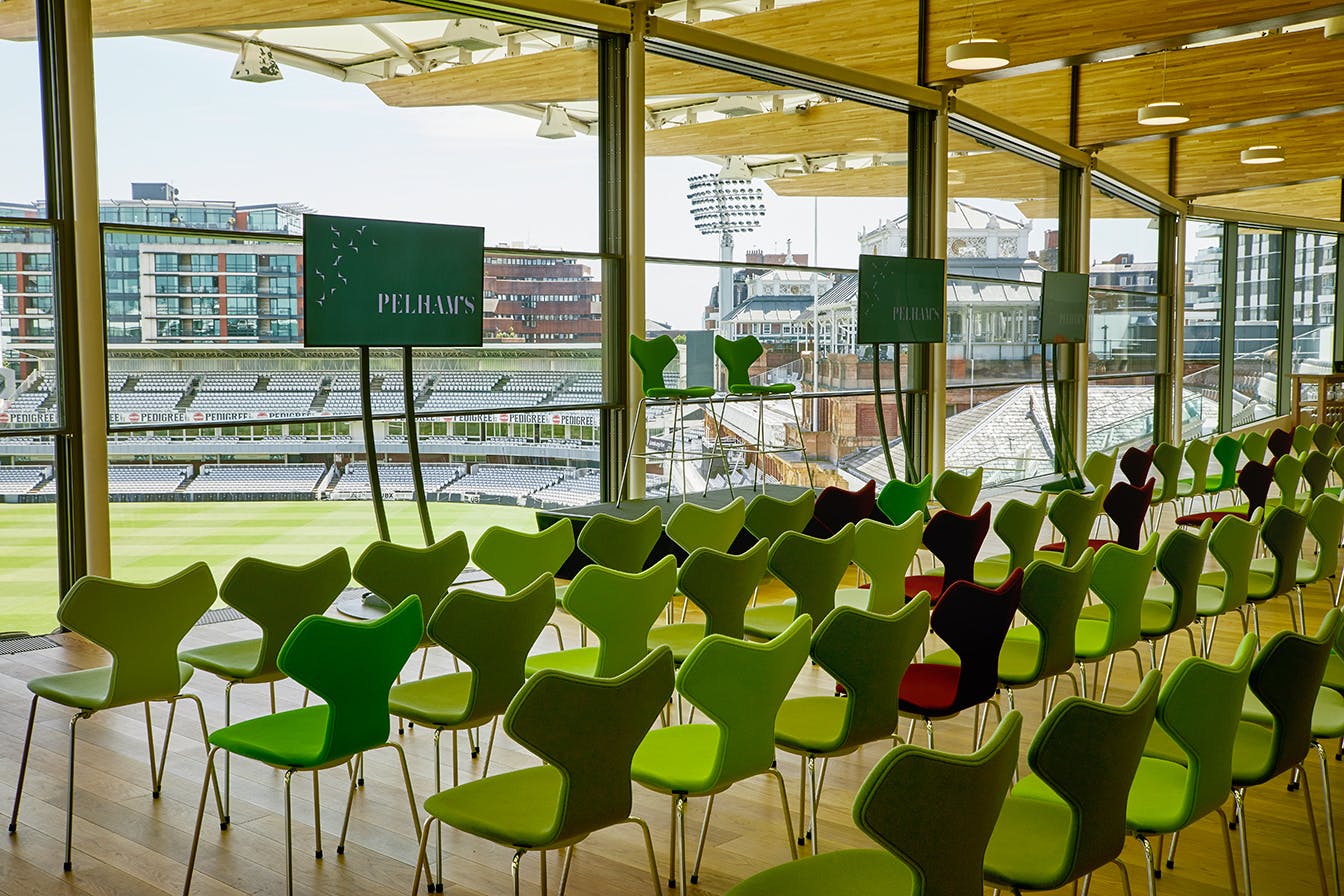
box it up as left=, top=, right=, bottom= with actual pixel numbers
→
left=1267, top=427, right=1294, bottom=458
left=1119, top=445, right=1156, bottom=487
left=904, top=503, right=992, bottom=602
left=805, top=479, right=877, bottom=539
left=898, top=569, right=1023, bottom=748
left=1176, top=459, right=1275, bottom=528
left=1040, top=478, right=1154, bottom=553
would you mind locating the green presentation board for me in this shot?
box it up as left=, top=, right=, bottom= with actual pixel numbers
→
left=1040, top=271, right=1089, bottom=344
left=857, top=255, right=947, bottom=344
left=303, top=214, right=485, bottom=347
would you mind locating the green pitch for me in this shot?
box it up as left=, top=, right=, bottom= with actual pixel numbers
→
left=0, top=500, right=538, bottom=636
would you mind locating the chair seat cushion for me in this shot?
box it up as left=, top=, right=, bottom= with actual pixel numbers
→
left=29, top=661, right=194, bottom=711
left=632, top=723, right=725, bottom=795
left=723, top=848, right=916, bottom=896
left=982, top=785, right=1076, bottom=891
left=1137, top=599, right=1179, bottom=638
left=1230, top=719, right=1277, bottom=785
left=928, top=634, right=1043, bottom=687
left=1175, top=510, right=1243, bottom=527
left=833, top=587, right=871, bottom=611
left=1244, top=687, right=1344, bottom=740
left=1126, top=755, right=1194, bottom=834
left=424, top=764, right=563, bottom=848
left=972, top=557, right=1013, bottom=588
left=775, top=695, right=849, bottom=754
left=525, top=647, right=599, bottom=678
left=729, top=384, right=796, bottom=396
left=1038, top=539, right=1113, bottom=554
left=1249, top=555, right=1316, bottom=585
left=897, top=663, right=961, bottom=716
left=180, top=639, right=268, bottom=682
left=1243, top=570, right=1278, bottom=602
left=647, top=386, right=715, bottom=400
left=1072, top=617, right=1113, bottom=660
left=1151, top=580, right=1238, bottom=617
left=389, top=671, right=478, bottom=728
left=210, top=704, right=333, bottom=768
left=743, top=604, right=797, bottom=640
left=1324, top=654, right=1344, bottom=693
left=646, top=623, right=704, bottom=663
left=904, top=574, right=946, bottom=601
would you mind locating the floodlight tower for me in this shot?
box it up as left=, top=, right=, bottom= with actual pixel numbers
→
left=687, top=159, right=765, bottom=333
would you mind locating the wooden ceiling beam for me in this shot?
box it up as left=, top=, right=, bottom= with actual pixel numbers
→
left=1173, top=110, right=1344, bottom=197
left=1196, top=179, right=1343, bottom=221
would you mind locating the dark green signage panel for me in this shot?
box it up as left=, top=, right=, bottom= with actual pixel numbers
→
left=1040, top=271, right=1089, bottom=344
left=857, top=255, right=947, bottom=345
left=303, top=214, right=485, bottom=347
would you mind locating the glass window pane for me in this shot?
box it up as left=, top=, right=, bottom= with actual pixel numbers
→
left=0, top=222, right=59, bottom=432
left=1184, top=219, right=1222, bottom=437
left=0, top=439, right=58, bottom=634
left=1233, top=225, right=1282, bottom=423
left=0, top=1, right=45, bottom=210
left=1290, top=231, right=1336, bottom=374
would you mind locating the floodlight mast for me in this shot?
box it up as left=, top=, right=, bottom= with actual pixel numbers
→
left=686, top=167, right=765, bottom=334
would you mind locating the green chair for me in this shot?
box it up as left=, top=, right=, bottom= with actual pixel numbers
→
left=1315, top=423, right=1339, bottom=453
left=1329, top=447, right=1344, bottom=497
left=983, top=671, right=1161, bottom=896
left=647, top=537, right=771, bottom=662
left=1244, top=502, right=1309, bottom=637
left=835, top=515, right=923, bottom=614
left=1036, top=487, right=1106, bottom=567
left=1258, top=493, right=1344, bottom=611
left=724, top=712, right=1022, bottom=896
left=1207, top=434, right=1245, bottom=506
left=525, top=555, right=678, bottom=678
left=744, top=489, right=817, bottom=546
left=1137, top=521, right=1211, bottom=671
left=388, top=574, right=557, bottom=887
left=1176, top=437, right=1212, bottom=515
left=1150, top=441, right=1183, bottom=527
left=1084, top=448, right=1118, bottom=493
left=775, top=594, right=930, bottom=853
left=411, top=647, right=675, bottom=896
left=666, top=497, right=746, bottom=556
left=743, top=524, right=855, bottom=640
left=933, top=467, right=983, bottom=516
left=1188, top=509, right=1263, bottom=655
left=8, top=564, right=221, bottom=873
left=632, top=616, right=812, bottom=895
left=1243, top=430, right=1270, bottom=465
left=877, top=474, right=932, bottom=524
left=620, top=333, right=720, bottom=504
left=1124, top=633, right=1256, bottom=896
left=974, top=493, right=1049, bottom=587
left=1074, top=534, right=1160, bottom=701
left=353, top=532, right=471, bottom=671
left=473, top=518, right=573, bottom=648
left=1304, top=450, right=1333, bottom=502
left=182, top=596, right=428, bottom=896
left=577, top=506, right=662, bottom=573
left=1294, top=423, right=1316, bottom=455
left=179, top=547, right=351, bottom=825
left=1267, top=451, right=1305, bottom=511
left=715, top=334, right=814, bottom=492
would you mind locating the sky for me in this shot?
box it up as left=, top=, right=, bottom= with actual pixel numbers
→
left=2, top=34, right=1158, bottom=330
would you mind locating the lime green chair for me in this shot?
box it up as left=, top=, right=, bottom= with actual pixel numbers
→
left=8, top=563, right=220, bottom=873
left=1124, top=633, right=1256, bottom=896
left=1150, top=441, right=1183, bottom=526
left=933, top=467, right=983, bottom=516
left=974, top=493, right=1049, bottom=587
left=632, top=616, right=812, bottom=895
left=410, top=646, right=676, bottom=896
left=1266, top=451, right=1305, bottom=511
left=1304, top=450, right=1333, bottom=502
left=1255, top=492, right=1344, bottom=610
left=1294, top=423, right=1315, bottom=455
left=525, top=555, right=677, bottom=680
left=473, top=518, right=573, bottom=648
left=1176, top=437, right=1212, bottom=515
left=743, top=524, right=855, bottom=640
left=182, top=596, right=428, bottom=896
left=1036, top=487, right=1106, bottom=566
left=179, top=547, right=351, bottom=825
left=1244, top=502, right=1308, bottom=638
left=775, top=594, right=930, bottom=853
left=724, top=712, right=1022, bottom=896
left=1074, top=534, right=1160, bottom=701
left=1084, top=448, right=1118, bottom=493
left=1188, top=509, right=1262, bottom=655
left=836, top=515, right=923, bottom=614
left=715, top=334, right=813, bottom=492
left=388, top=574, right=563, bottom=887
left=744, top=489, right=817, bottom=546
left=353, top=532, right=471, bottom=670
left=1207, top=434, right=1245, bottom=506
left=983, top=671, right=1161, bottom=895
left=666, top=497, right=746, bottom=555
left=1243, top=430, right=1270, bottom=465
left=570, top=507, right=663, bottom=644
left=877, top=474, right=932, bottom=524
left=1137, top=521, right=1211, bottom=671
left=648, top=538, right=770, bottom=663
left=1315, top=423, right=1339, bottom=453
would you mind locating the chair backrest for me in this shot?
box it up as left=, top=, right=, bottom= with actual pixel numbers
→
left=1272, top=452, right=1303, bottom=507
left=1048, top=488, right=1107, bottom=565
left=353, top=533, right=469, bottom=630
left=473, top=519, right=575, bottom=592
left=563, top=555, right=678, bottom=677
left=1025, top=671, right=1161, bottom=883
left=853, top=712, right=1022, bottom=896
left=1302, top=450, right=1332, bottom=500
left=992, top=493, right=1049, bottom=574
left=1241, top=430, right=1269, bottom=464
left=629, top=333, right=678, bottom=394
left=933, top=467, right=983, bottom=516
left=714, top=334, right=765, bottom=389
left=1259, top=503, right=1309, bottom=599
left=219, top=547, right=351, bottom=680
left=1209, top=434, right=1243, bottom=490
left=1244, top=610, right=1341, bottom=785
left=1083, top=449, right=1118, bottom=491
left=810, top=594, right=930, bottom=753
left=767, top=524, right=856, bottom=623
left=1333, top=446, right=1344, bottom=484
left=1018, top=550, right=1095, bottom=682
left=677, top=615, right=812, bottom=787
left=1305, top=494, right=1344, bottom=583
left=506, top=646, right=675, bottom=845
left=1180, top=438, right=1212, bottom=496
left=1314, top=423, right=1338, bottom=453
left=278, top=594, right=423, bottom=763
left=59, top=563, right=218, bottom=709
left=1149, top=521, right=1212, bottom=636
left=1267, top=427, right=1294, bottom=458
left=1088, top=534, right=1161, bottom=654
left=806, top=480, right=878, bottom=538
left=427, top=574, right=557, bottom=721
left=877, top=475, right=933, bottom=524
left=930, top=569, right=1024, bottom=709
left=924, top=503, right=992, bottom=586
left=1153, top=634, right=1256, bottom=828
left=1237, top=459, right=1275, bottom=513
left=743, top=490, right=817, bottom=546
left=1119, top=444, right=1155, bottom=486
left=1152, top=443, right=1183, bottom=502
left=678, top=538, right=770, bottom=639
left=577, top=507, right=662, bottom=573
left=1292, top=424, right=1315, bottom=455
left=666, top=497, right=746, bottom=555
left=1206, top=509, right=1262, bottom=615
left=1103, top=478, right=1154, bottom=549
left=854, top=515, right=924, bottom=614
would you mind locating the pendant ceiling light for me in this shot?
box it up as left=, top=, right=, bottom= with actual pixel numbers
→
left=945, top=2, right=1010, bottom=71
left=1137, top=52, right=1188, bottom=127
left=1240, top=145, right=1286, bottom=165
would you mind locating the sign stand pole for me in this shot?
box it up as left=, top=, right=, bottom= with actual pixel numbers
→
left=1040, top=344, right=1083, bottom=486
left=403, top=346, right=434, bottom=547
left=360, top=347, right=390, bottom=542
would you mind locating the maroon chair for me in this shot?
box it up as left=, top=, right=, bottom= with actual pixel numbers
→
left=897, top=568, right=1024, bottom=748
left=1119, top=444, right=1156, bottom=487
left=1267, top=427, right=1294, bottom=459
left=1039, top=477, right=1154, bottom=553
left=904, top=503, right=992, bottom=602
left=804, top=479, right=877, bottom=539
left=1175, top=458, right=1275, bottom=527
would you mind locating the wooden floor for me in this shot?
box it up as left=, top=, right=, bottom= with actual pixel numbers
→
left=1, top=526, right=1341, bottom=895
